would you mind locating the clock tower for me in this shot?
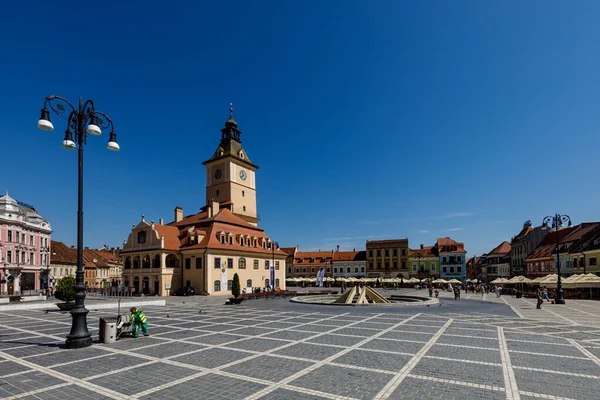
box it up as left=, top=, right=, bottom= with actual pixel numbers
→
left=202, top=106, right=260, bottom=225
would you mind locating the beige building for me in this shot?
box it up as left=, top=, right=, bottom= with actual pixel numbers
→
left=332, top=250, right=366, bottom=278
left=366, top=239, right=409, bottom=278
left=49, top=240, right=76, bottom=287
left=280, top=246, right=297, bottom=277
left=121, top=109, right=286, bottom=296
left=292, top=251, right=333, bottom=278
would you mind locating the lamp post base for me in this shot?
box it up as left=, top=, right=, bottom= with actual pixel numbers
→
left=65, top=306, right=92, bottom=349
left=555, top=297, right=565, bottom=305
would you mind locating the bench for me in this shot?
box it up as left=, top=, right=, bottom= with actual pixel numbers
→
left=239, top=290, right=300, bottom=300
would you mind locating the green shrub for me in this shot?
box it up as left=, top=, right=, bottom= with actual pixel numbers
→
left=55, top=276, right=76, bottom=303
left=232, top=273, right=241, bottom=299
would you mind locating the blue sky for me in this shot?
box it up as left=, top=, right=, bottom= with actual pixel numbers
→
left=1, top=1, right=599, bottom=257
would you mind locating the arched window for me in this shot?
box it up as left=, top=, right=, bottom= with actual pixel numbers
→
left=214, top=280, right=221, bottom=292
left=246, top=279, right=252, bottom=287
left=153, top=255, right=160, bottom=268
left=133, top=257, right=140, bottom=269
left=143, top=256, right=150, bottom=268
left=125, top=258, right=131, bottom=269
left=275, top=278, right=280, bottom=288
left=238, top=258, right=246, bottom=269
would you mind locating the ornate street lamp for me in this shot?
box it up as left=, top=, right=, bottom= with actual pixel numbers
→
left=38, top=96, right=120, bottom=349
left=542, top=214, right=572, bottom=305
left=270, top=241, right=279, bottom=290
left=415, top=253, right=424, bottom=279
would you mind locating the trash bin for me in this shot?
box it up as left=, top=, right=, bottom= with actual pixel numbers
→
left=99, top=317, right=117, bottom=344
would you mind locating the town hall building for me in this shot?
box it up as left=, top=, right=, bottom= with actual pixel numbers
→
left=121, top=108, right=287, bottom=296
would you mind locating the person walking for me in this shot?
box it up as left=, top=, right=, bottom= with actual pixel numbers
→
left=536, top=288, right=543, bottom=309
left=130, top=307, right=149, bottom=338
left=542, top=286, right=550, bottom=302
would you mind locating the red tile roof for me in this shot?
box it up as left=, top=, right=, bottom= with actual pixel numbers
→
left=409, top=246, right=436, bottom=258
left=83, top=250, right=106, bottom=268
left=182, top=223, right=286, bottom=256
left=561, top=223, right=600, bottom=244
left=527, top=226, right=576, bottom=260
left=50, top=241, right=77, bottom=265
left=488, top=241, right=511, bottom=256
left=333, top=251, right=366, bottom=262
left=280, top=247, right=297, bottom=256
left=153, top=224, right=181, bottom=250
left=295, top=251, right=333, bottom=264
left=169, top=211, right=209, bottom=227
left=436, top=237, right=467, bottom=253
left=89, top=249, right=120, bottom=264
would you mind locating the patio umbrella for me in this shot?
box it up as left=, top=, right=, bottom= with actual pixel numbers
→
left=432, top=278, right=447, bottom=284
left=574, top=274, right=600, bottom=288
left=447, top=278, right=462, bottom=284
left=508, top=276, right=532, bottom=284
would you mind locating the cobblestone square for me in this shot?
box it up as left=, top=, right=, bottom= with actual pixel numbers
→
left=2, top=290, right=600, bottom=399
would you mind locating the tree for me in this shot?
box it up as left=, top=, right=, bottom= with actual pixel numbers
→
left=55, top=276, right=76, bottom=303
left=232, top=273, right=241, bottom=299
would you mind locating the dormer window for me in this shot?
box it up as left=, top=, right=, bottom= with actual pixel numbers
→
left=239, top=150, right=244, bottom=159
left=253, top=237, right=258, bottom=247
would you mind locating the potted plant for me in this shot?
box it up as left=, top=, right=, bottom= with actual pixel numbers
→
left=55, top=276, right=76, bottom=310
left=229, top=273, right=244, bottom=304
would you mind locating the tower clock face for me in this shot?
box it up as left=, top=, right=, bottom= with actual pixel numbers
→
left=214, top=169, right=222, bottom=179
left=239, top=170, right=247, bottom=181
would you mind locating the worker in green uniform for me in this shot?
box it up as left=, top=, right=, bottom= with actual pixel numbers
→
left=130, top=307, right=149, bottom=338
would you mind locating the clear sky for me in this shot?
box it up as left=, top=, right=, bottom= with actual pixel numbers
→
left=1, top=1, right=599, bottom=257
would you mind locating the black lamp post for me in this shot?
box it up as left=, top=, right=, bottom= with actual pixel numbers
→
left=415, top=253, right=424, bottom=279
left=37, top=96, right=120, bottom=349
left=270, top=241, right=279, bottom=289
left=542, top=213, right=572, bottom=305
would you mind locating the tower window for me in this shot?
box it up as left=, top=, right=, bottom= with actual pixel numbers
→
left=216, top=190, right=219, bottom=196
left=243, top=206, right=246, bottom=212
left=242, top=191, right=245, bottom=197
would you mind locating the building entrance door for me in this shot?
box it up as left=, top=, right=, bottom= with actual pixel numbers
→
left=142, top=277, right=150, bottom=294
left=154, top=280, right=159, bottom=295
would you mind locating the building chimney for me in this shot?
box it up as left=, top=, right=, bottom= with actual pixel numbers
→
left=420, top=244, right=423, bottom=250
left=159, top=218, right=164, bottom=225
left=175, top=206, right=183, bottom=222
left=336, top=245, right=340, bottom=252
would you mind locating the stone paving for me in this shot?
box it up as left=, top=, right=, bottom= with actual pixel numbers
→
left=1, top=289, right=600, bottom=399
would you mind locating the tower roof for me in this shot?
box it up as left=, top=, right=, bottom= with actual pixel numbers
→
left=202, top=104, right=259, bottom=169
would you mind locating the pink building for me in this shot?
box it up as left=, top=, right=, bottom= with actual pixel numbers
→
left=0, top=192, right=52, bottom=295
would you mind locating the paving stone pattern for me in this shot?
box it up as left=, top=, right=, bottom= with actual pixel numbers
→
left=2, top=290, right=600, bottom=399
